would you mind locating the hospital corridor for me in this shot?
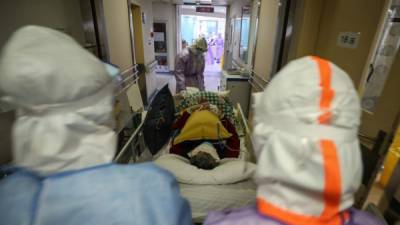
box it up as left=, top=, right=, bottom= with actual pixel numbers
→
left=1, top=0, right=400, bottom=224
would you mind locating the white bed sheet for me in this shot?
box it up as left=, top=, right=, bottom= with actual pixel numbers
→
left=136, top=123, right=256, bottom=222
left=149, top=136, right=256, bottom=222
left=153, top=136, right=250, bottom=161
left=180, top=179, right=257, bottom=222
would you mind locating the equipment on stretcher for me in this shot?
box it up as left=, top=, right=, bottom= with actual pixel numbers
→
left=114, top=87, right=257, bottom=222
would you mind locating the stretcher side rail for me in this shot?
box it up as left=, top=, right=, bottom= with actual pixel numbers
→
left=114, top=111, right=146, bottom=164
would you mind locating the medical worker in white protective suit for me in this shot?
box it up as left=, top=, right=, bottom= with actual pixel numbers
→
left=0, top=26, right=192, bottom=225
left=204, top=56, right=383, bottom=225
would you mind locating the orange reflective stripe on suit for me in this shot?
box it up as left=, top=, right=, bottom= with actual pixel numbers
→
left=258, top=56, right=344, bottom=225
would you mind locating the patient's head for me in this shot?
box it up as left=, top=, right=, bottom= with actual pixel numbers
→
left=190, top=152, right=219, bottom=170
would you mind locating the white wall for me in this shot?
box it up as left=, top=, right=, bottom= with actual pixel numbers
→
left=103, top=0, right=134, bottom=70
left=152, top=2, right=177, bottom=70
left=0, top=0, right=85, bottom=48
left=131, top=0, right=157, bottom=98
left=103, top=0, right=156, bottom=68
left=103, top=0, right=157, bottom=99
left=132, top=0, right=156, bottom=65
left=252, top=0, right=280, bottom=80
left=227, top=0, right=252, bottom=66
left=246, top=0, right=259, bottom=67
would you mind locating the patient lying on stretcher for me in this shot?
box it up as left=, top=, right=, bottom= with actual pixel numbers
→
left=154, top=91, right=255, bottom=185
left=169, top=99, right=241, bottom=170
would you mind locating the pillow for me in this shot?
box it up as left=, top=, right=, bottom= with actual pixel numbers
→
left=173, top=110, right=232, bottom=145
left=154, top=153, right=256, bottom=185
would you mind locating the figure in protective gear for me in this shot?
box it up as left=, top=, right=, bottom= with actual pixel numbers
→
left=175, top=37, right=208, bottom=92
left=0, top=26, right=192, bottom=225
left=215, top=33, right=224, bottom=64
left=203, top=56, right=384, bottom=225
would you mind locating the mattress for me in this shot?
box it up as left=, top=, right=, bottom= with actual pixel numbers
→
left=180, top=179, right=257, bottom=222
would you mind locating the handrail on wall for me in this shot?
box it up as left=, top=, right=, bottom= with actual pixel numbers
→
left=232, top=59, right=242, bottom=68
left=115, top=65, right=139, bottom=96
left=116, top=71, right=139, bottom=96
left=248, top=77, right=264, bottom=92
left=146, top=59, right=158, bottom=73
left=114, top=115, right=144, bottom=162
left=120, top=64, right=138, bottom=76
left=250, top=69, right=270, bottom=85
left=248, top=69, right=270, bottom=92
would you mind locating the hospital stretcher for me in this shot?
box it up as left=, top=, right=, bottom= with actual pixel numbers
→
left=114, top=102, right=257, bottom=222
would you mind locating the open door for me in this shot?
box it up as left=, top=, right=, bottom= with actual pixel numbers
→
left=247, top=0, right=296, bottom=127
left=128, top=3, right=148, bottom=105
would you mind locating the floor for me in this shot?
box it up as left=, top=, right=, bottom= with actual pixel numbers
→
left=155, top=62, right=222, bottom=94
left=204, top=62, right=222, bottom=92
left=366, top=181, right=385, bottom=208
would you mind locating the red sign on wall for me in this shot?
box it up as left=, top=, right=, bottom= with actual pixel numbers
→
left=196, top=7, right=214, bottom=13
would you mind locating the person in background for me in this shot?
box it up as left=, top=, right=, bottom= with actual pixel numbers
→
left=215, top=33, right=224, bottom=64
left=174, top=37, right=208, bottom=92
left=203, top=56, right=384, bottom=225
left=206, top=37, right=215, bottom=65
left=0, top=26, right=192, bottom=225
left=182, top=39, right=188, bottom=50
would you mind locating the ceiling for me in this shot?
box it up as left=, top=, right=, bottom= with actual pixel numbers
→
left=152, top=0, right=235, bottom=6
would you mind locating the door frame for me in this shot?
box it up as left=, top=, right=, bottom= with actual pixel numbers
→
left=127, top=1, right=147, bottom=105
left=270, top=0, right=297, bottom=76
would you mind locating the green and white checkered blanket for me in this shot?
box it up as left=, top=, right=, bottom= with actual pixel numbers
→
left=176, top=91, right=236, bottom=123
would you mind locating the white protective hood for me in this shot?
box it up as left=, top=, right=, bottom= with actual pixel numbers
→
left=0, top=26, right=117, bottom=175
left=253, top=56, right=362, bottom=225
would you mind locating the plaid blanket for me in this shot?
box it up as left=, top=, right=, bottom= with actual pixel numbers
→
left=176, top=91, right=236, bottom=123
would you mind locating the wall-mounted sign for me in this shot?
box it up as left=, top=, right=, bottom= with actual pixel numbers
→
left=196, top=7, right=214, bottom=13
left=154, top=32, right=165, bottom=42
left=337, top=32, right=361, bottom=49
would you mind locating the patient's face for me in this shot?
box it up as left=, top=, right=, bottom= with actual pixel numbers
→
left=189, top=152, right=219, bottom=170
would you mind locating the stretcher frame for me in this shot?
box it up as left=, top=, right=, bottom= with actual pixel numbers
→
left=114, top=103, right=254, bottom=164
left=113, top=102, right=256, bottom=223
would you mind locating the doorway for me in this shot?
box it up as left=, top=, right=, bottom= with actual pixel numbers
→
left=178, top=5, right=227, bottom=91
left=128, top=3, right=147, bottom=104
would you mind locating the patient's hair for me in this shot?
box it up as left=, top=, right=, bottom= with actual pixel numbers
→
left=190, top=152, right=219, bottom=170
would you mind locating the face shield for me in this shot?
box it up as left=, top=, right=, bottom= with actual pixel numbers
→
left=0, top=62, right=120, bottom=127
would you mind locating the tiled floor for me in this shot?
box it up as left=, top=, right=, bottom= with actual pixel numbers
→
left=155, top=62, right=222, bottom=94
